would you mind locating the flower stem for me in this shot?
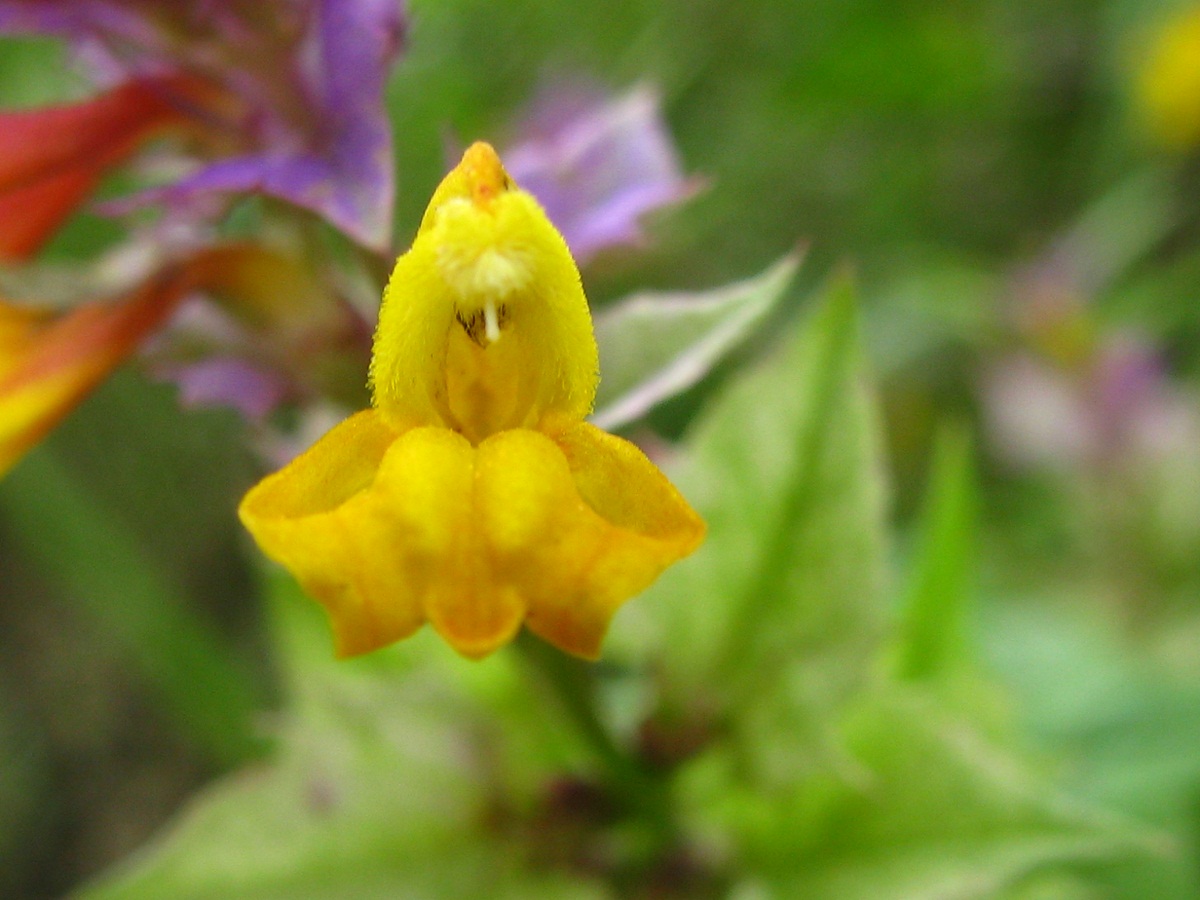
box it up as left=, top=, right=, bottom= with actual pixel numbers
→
left=513, top=633, right=672, bottom=831
left=514, top=632, right=631, bottom=776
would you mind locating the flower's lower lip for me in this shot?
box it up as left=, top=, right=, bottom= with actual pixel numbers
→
left=239, top=415, right=704, bottom=660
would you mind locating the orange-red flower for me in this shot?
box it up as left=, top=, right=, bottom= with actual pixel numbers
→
left=0, top=266, right=191, bottom=475
left=0, top=246, right=299, bottom=477
left=0, top=78, right=191, bottom=261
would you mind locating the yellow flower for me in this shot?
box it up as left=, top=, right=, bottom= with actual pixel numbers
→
left=239, top=143, right=704, bottom=660
left=1136, top=5, right=1200, bottom=149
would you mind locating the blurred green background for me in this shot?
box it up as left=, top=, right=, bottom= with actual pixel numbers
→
left=3, top=0, right=1200, bottom=897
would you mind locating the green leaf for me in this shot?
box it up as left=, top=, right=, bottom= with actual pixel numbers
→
left=895, top=423, right=977, bottom=682
left=591, top=253, right=802, bottom=430
left=618, top=274, right=888, bottom=716
left=710, top=689, right=1158, bottom=899
left=80, top=711, right=481, bottom=900
left=79, top=572, right=607, bottom=900
left=983, top=601, right=1200, bottom=898
left=264, top=568, right=597, bottom=784
left=0, top=37, right=84, bottom=109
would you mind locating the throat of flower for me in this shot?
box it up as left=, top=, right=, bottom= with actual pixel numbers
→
left=444, top=301, right=533, bottom=444
left=456, top=298, right=507, bottom=348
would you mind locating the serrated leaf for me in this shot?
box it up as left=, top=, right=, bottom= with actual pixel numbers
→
left=731, top=690, right=1158, bottom=899
left=591, top=252, right=801, bottom=430
left=79, top=572, right=607, bottom=900
left=617, top=275, right=888, bottom=716
left=983, top=602, right=1200, bottom=898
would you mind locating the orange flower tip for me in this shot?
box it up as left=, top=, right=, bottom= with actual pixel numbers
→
left=0, top=78, right=193, bottom=261
left=436, top=617, right=525, bottom=661
left=460, top=141, right=513, bottom=209
left=525, top=612, right=608, bottom=661
left=329, top=615, right=421, bottom=661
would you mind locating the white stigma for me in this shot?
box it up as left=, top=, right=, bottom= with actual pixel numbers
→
left=484, top=299, right=501, bottom=344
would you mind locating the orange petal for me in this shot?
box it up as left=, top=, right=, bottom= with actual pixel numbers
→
left=491, top=424, right=706, bottom=658
left=239, top=415, right=524, bottom=659
left=238, top=411, right=424, bottom=657
left=0, top=302, right=48, bottom=359
left=0, top=266, right=197, bottom=477
left=190, top=244, right=335, bottom=328
left=0, top=78, right=191, bottom=261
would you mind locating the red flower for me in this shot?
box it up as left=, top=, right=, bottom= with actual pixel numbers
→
left=0, top=78, right=191, bottom=260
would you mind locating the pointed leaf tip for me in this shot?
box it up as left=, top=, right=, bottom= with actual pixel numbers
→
left=895, top=423, right=978, bottom=683
left=592, top=252, right=803, bottom=430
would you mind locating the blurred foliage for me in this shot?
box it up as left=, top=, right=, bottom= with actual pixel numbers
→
left=3, top=0, right=1200, bottom=897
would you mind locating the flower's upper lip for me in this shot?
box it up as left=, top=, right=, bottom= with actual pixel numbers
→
left=460, top=142, right=511, bottom=210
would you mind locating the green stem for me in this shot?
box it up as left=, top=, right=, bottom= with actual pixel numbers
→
left=514, top=632, right=636, bottom=780
left=513, top=633, right=672, bottom=833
